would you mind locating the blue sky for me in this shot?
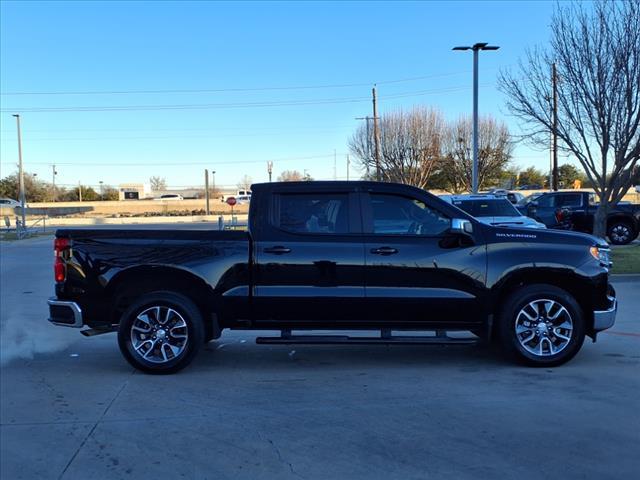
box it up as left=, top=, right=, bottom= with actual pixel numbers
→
left=1, top=0, right=569, bottom=190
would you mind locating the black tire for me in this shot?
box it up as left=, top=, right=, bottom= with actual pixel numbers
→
left=497, top=284, right=585, bottom=367
left=607, top=220, right=635, bottom=245
left=117, top=291, right=204, bottom=374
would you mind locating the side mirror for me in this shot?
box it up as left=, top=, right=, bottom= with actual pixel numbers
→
left=450, top=218, right=473, bottom=235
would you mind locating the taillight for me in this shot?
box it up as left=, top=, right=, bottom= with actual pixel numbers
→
left=54, top=237, right=71, bottom=283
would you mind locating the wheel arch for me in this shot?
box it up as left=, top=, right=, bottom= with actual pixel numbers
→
left=490, top=268, right=596, bottom=331
left=106, top=265, right=220, bottom=339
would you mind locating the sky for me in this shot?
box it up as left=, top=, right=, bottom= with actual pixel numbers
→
left=0, top=0, right=573, bottom=191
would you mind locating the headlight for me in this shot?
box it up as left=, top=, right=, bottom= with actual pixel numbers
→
left=590, top=246, right=611, bottom=266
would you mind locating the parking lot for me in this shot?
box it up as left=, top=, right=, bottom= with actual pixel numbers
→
left=1, top=234, right=639, bottom=480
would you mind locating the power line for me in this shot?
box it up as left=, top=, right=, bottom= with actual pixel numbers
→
left=0, top=84, right=493, bottom=113
left=0, top=153, right=342, bottom=167
left=0, top=71, right=477, bottom=96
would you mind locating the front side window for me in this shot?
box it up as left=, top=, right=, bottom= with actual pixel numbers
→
left=537, top=195, right=557, bottom=208
left=277, top=193, right=349, bottom=234
left=559, top=194, right=582, bottom=207
left=370, top=194, right=450, bottom=236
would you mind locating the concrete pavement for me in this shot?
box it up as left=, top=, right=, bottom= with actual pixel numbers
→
left=1, top=235, right=639, bottom=480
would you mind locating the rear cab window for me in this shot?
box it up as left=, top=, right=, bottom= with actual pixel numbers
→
left=275, top=193, right=350, bottom=234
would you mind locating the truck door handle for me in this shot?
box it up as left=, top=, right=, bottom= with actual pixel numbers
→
left=263, top=246, right=291, bottom=255
left=370, top=247, right=398, bottom=256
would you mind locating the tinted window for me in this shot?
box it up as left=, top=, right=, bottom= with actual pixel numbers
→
left=537, top=195, right=557, bottom=207
left=278, top=193, right=349, bottom=234
left=370, top=194, right=450, bottom=236
left=558, top=194, right=582, bottom=207
left=453, top=199, right=520, bottom=217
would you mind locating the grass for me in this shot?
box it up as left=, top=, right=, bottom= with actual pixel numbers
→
left=611, top=243, right=640, bottom=274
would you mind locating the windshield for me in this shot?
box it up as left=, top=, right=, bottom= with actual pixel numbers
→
left=517, top=193, right=543, bottom=206
left=453, top=199, right=522, bottom=217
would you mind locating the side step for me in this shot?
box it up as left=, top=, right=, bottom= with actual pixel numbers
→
left=256, top=329, right=478, bottom=346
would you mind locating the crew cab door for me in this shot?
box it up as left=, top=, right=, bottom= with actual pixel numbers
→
left=252, top=187, right=365, bottom=323
left=361, top=190, right=487, bottom=327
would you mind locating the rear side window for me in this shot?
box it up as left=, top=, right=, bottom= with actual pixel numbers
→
left=276, top=193, right=349, bottom=234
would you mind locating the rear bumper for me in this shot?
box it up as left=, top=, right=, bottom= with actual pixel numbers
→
left=48, top=298, right=83, bottom=328
left=593, top=294, right=617, bottom=332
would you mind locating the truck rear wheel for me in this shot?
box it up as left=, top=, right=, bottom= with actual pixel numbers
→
left=607, top=220, right=635, bottom=245
left=497, top=284, right=585, bottom=367
left=117, top=291, right=204, bottom=374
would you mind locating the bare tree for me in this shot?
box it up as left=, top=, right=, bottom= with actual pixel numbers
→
left=149, top=176, right=167, bottom=191
left=237, top=175, right=253, bottom=192
left=349, top=107, right=445, bottom=189
left=499, top=0, right=640, bottom=237
left=439, top=116, right=514, bottom=192
left=277, top=170, right=313, bottom=182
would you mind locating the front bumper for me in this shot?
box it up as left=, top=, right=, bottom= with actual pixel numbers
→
left=593, top=294, right=617, bottom=331
left=48, top=298, right=83, bottom=328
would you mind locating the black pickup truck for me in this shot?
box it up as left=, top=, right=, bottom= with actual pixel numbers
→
left=518, top=191, right=640, bottom=245
left=48, top=181, right=617, bottom=373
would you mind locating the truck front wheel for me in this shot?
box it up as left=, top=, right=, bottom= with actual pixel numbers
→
left=117, top=291, right=204, bottom=374
left=497, top=284, right=585, bottom=367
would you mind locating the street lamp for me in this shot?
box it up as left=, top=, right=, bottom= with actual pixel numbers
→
left=453, top=42, right=499, bottom=193
left=12, top=114, right=26, bottom=236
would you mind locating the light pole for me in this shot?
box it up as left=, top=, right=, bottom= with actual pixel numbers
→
left=99, top=181, right=104, bottom=201
left=453, top=42, right=499, bottom=193
left=211, top=170, right=216, bottom=200
left=12, top=114, right=26, bottom=236
left=267, top=161, right=273, bottom=182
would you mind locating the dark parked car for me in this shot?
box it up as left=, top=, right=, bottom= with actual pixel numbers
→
left=518, top=191, right=640, bottom=244
left=48, top=181, right=617, bottom=373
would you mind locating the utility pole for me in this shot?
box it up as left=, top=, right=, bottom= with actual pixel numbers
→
left=267, top=161, right=273, bottom=182
left=372, top=87, right=381, bottom=181
left=12, top=114, right=26, bottom=236
left=52, top=164, right=57, bottom=202
left=99, top=181, right=104, bottom=200
left=346, top=154, right=350, bottom=181
left=552, top=62, right=559, bottom=191
left=78, top=181, right=82, bottom=202
left=204, top=169, right=210, bottom=215
left=453, top=42, right=500, bottom=193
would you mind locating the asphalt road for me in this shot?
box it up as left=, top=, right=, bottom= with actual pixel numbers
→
left=1, top=235, right=639, bottom=480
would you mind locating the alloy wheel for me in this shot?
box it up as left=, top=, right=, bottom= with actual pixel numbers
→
left=514, top=299, right=573, bottom=357
left=130, top=306, right=189, bottom=363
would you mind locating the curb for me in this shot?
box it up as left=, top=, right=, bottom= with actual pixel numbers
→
left=610, top=274, right=640, bottom=282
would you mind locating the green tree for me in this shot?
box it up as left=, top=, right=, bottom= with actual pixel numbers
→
left=557, top=164, right=582, bottom=188
left=518, top=167, right=546, bottom=188
left=0, top=172, right=52, bottom=202
left=58, top=186, right=99, bottom=201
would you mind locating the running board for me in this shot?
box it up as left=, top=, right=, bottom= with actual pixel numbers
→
left=80, top=327, right=116, bottom=337
left=256, top=330, right=478, bottom=346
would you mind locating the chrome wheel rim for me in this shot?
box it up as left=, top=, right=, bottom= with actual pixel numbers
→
left=515, top=299, right=573, bottom=357
left=610, top=225, right=630, bottom=243
left=130, top=306, right=189, bottom=364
